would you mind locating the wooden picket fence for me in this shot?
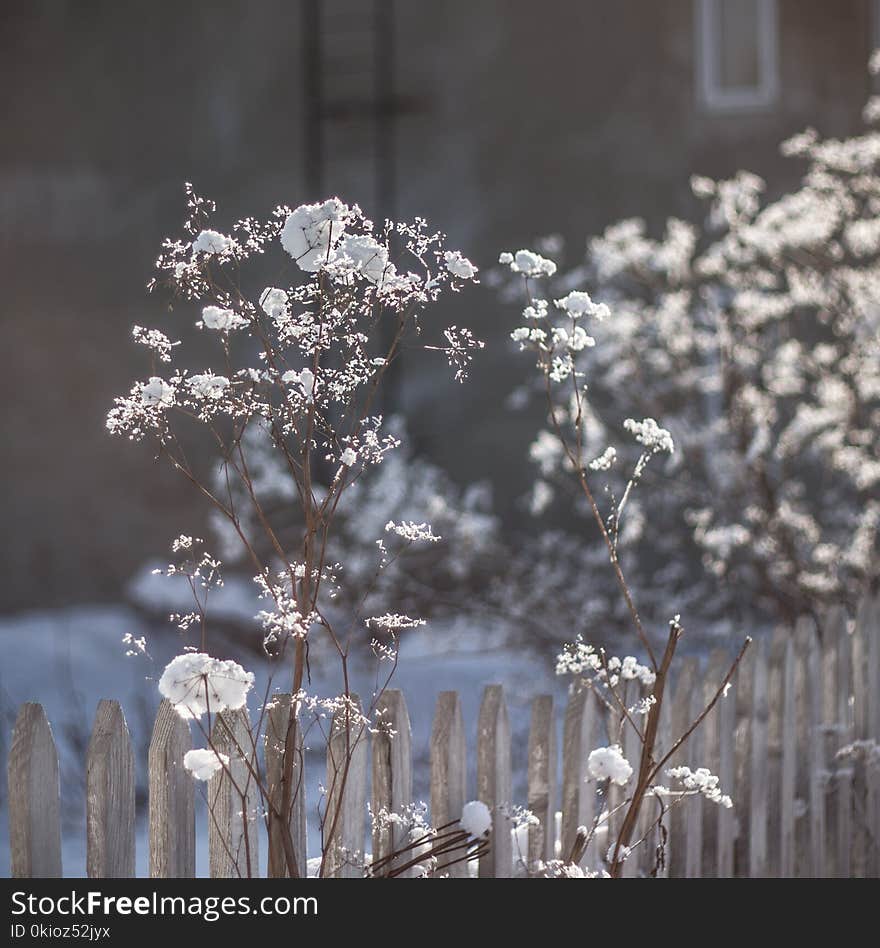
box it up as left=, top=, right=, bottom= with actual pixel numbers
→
left=6, top=595, right=880, bottom=878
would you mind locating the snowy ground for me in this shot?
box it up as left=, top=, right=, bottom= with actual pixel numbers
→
left=0, top=589, right=565, bottom=877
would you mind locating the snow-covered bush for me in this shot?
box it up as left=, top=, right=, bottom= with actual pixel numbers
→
left=109, top=187, right=484, bottom=877
left=496, top=62, right=880, bottom=635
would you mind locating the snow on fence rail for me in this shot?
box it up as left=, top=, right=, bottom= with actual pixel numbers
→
left=6, top=596, right=880, bottom=878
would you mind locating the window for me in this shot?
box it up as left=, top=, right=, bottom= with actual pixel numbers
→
left=696, top=0, right=779, bottom=112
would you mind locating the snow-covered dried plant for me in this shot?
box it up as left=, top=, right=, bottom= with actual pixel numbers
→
left=496, top=59, right=880, bottom=636
left=504, top=242, right=749, bottom=877
left=108, top=188, right=481, bottom=877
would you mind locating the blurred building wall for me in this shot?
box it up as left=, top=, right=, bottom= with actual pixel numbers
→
left=0, top=0, right=872, bottom=609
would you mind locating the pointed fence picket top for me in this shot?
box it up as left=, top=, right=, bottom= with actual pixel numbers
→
left=265, top=694, right=307, bottom=878
left=8, top=702, right=62, bottom=878
left=324, top=693, right=369, bottom=878
left=560, top=686, right=598, bottom=868
left=208, top=707, right=260, bottom=878
left=430, top=691, right=467, bottom=878
left=86, top=700, right=135, bottom=878
left=477, top=684, right=512, bottom=878
left=527, top=695, right=556, bottom=868
left=371, top=690, right=413, bottom=873
left=148, top=699, right=194, bottom=878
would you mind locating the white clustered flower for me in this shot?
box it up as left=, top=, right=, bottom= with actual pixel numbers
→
left=280, top=198, right=349, bottom=271
left=201, top=305, right=248, bottom=331
left=587, top=745, right=633, bottom=786
left=385, top=520, right=441, bottom=543
left=443, top=249, right=478, bottom=279
left=183, top=748, right=230, bottom=781
left=666, top=766, right=733, bottom=808
left=340, top=447, right=357, bottom=466
left=282, top=367, right=317, bottom=401
left=260, top=287, right=289, bottom=319
left=366, top=613, right=426, bottom=631
left=555, top=290, right=610, bottom=321
left=589, top=446, right=617, bottom=471
left=189, top=373, right=230, bottom=400
left=140, top=377, right=174, bottom=408
left=460, top=800, right=492, bottom=837
left=132, top=326, right=176, bottom=363
left=499, top=249, right=557, bottom=278
left=158, top=652, right=254, bottom=720
left=192, top=229, right=233, bottom=256
left=619, top=655, right=656, bottom=686
left=624, top=417, right=675, bottom=454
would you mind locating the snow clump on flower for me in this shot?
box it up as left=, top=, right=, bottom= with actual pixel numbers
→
left=498, top=249, right=557, bottom=278
left=183, top=748, right=230, bottom=781
left=587, top=745, right=633, bottom=786
left=260, top=287, right=289, bottom=320
left=336, top=233, right=390, bottom=284
left=189, top=373, right=230, bottom=400
left=624, top=417, right=675, bottom=454
left=158, top=652, right=255, bottom=720
left=460, top=800, right=492, bottom=837
left=280, top=198, right=350, bottom=272
left=191, top=229, right=233, bottom=256
left=555, top=290, right=610, bottom=321
left=200, top=305, right=248, bottom=332
left=444, top=250, right=478, bottom=280
left=140, top=377, right=174, bottom=408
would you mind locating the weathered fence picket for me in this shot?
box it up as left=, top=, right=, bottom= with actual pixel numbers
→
left=749, top=640, right=769, bottom=877
left=780, top=636, right=797, bottom=878
left=208, top=707, right=260, bottom=878
left=4, top=593, right=879, bottom=878
left=371, top=690, right=413, bottom=872
left=8, top=703, right=62, bottom=878
left=684, top=683, right=704, bottom=878
left=476, top=684, right=512, bottom=878
left=324, top=694, right=368, bottom=878
left=86, top=700, right=135, bottom=878
left=148, top=699, right=194, bottom=878
left=527, top=695, right=556, bottom=867
left=264, top=694, right=307, bottom=878
left=802, top=619, right=826, bottom=877
left=668, top=657, right=697, bottom=878
left=560, top=686, right=598, bottom=868
left=430, top=691, right=467, bottom=878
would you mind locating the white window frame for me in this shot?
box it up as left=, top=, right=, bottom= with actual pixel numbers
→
left=696, top=0, right=779, bottom=112
left=872, top=0, right=880, bottom=90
